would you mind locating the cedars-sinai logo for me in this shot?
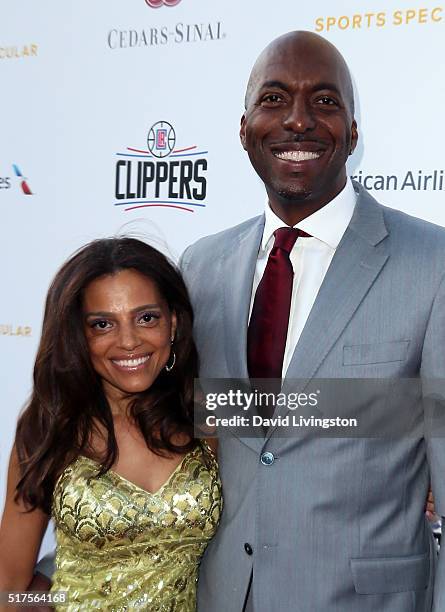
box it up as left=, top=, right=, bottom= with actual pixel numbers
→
left=114, top=121, right=208, bottom=213
left=145, top=0, right=181, bottom=7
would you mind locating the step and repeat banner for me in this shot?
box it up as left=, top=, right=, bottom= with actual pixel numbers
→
left=1, top=0, right=444, bottom=558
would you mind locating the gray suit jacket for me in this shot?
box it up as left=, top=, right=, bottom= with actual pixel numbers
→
left=180, top=183, right=445, bottom=612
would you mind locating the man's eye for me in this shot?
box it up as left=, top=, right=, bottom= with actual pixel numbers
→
left=261, top=94, right=283, bottom=105
left=316, top=96, right=337, bottom=106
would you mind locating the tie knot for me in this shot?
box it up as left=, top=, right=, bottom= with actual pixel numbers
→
left=273, top=227, right=310, bottom=254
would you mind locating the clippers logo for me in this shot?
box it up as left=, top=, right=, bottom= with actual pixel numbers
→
left=13, top=165, right=33, bottom=195
left=114, top=121, right=208, bottom=213
left=148, top=121, right=176, bottom=158
left=145, top=0, right=181, bottom=7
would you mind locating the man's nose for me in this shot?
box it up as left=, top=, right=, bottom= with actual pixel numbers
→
left=282, top=97, right=315, bottom=133
left=117, top=324, right=142, bottom=351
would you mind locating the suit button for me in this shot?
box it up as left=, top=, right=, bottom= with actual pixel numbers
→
left=260, top=452, right=275, bottom=466
left=244, top=543, right=253, bottom=555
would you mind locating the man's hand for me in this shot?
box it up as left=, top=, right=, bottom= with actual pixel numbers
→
left=426, top=488, right=437, bottom=522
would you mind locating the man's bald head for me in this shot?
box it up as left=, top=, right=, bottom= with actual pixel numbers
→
left=244, top=31, right=355, bottom=116
left=239, top=30, right=358, bottom=224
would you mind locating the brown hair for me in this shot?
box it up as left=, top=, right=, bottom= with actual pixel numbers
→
left=15, top=238, right=198, bottom=513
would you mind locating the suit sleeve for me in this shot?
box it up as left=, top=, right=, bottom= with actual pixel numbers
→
left=35, top=551, right=55, bottom=580
left=421, top=272, right=445, bottom=610
left=178, top=245, right=192, bottom=273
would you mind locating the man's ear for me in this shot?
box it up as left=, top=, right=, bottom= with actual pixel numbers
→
left=240, top=114, right=247, bottom=150
left=349, top=120, right=358, bottom=155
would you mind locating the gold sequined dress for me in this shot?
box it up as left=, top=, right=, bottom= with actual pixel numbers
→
left=51, top=442, right=222, bottom=611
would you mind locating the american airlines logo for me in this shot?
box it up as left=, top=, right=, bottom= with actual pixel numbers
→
left=145, top=0, right=182, bottom=7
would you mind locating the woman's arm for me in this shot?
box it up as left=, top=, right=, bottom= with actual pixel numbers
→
left=0, top=445, right=49, bottom=606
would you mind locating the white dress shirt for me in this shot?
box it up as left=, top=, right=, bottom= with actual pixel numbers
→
left=249, top=179, right=357, bottom=377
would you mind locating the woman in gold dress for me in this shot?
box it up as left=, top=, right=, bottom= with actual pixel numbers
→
left=0, top=238, right=222, bottom=611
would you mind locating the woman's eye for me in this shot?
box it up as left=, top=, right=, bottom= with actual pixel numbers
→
left=139, top=312, right=160, bottom=324
left=92, top=320, right=111, bottom=330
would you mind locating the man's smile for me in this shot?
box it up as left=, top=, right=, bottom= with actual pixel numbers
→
left=273, top=150, right=322, bottom=162
left=269, top=140, right=327, bottom=163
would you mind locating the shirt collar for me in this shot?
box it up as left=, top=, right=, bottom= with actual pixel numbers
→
left=262, top=178, right=357, bottom=251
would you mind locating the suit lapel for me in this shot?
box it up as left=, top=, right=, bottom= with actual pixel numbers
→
left=222, top=216, right=264, bottom=380
left=270, top=188, right=390, bottom=434
left=220, top=216, right=265, bottom=451
left=219, top=188, right=390, bottom=446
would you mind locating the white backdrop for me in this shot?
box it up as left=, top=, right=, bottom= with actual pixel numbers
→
left=1, top=0, right=444, bottom=559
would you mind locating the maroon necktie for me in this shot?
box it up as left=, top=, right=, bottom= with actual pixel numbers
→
left=247, top=227, right=309, bottom=381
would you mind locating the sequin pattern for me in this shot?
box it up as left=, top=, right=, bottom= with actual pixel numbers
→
left=51, top=442, right=222, bottom=611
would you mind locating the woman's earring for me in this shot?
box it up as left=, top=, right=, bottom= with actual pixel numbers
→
left=165, top=339, right=176, bottom=372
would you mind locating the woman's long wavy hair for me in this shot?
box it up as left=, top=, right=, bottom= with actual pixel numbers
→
left=15, top=238, right=198, bottom=514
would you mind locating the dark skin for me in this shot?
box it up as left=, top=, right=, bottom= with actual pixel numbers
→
left=12, top=33, right=437, bottom=605
left=240, top=30, right=436, bottom=518
left=240, top=31, right=358, bottom=226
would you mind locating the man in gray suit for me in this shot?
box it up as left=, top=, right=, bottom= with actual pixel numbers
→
left=180, top=31, right=445, bottom=611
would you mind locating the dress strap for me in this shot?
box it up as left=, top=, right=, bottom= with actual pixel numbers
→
left=200, top=439, right=218, bottom=458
